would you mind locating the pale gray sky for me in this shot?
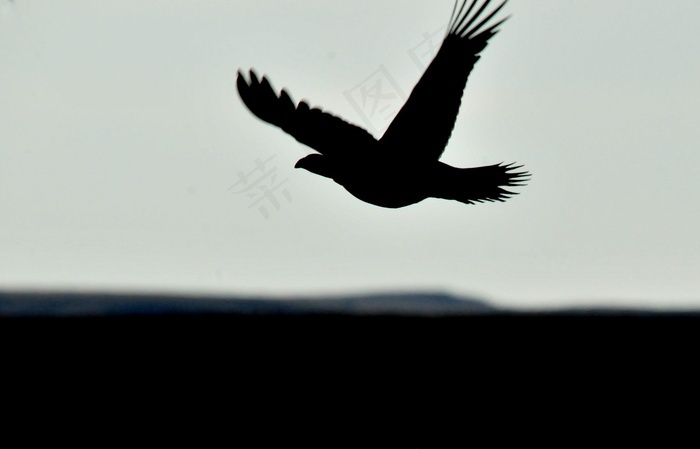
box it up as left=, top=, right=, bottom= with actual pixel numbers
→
left=1, top=0, right=699, bottom=309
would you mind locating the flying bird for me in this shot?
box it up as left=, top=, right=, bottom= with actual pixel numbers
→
left=236, top=0, right=529, bottom=208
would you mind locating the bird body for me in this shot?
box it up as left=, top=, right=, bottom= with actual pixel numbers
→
left=237, top=0, right=529, bottom=209
left=339, top=161, right=435, bottom=209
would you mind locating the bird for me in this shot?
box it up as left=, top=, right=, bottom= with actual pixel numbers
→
left=236, top=0, right=529, bottom=209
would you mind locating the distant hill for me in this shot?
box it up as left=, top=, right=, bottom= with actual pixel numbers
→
left=0, top=290, right=496, bottom=317
left=2, top=290, right=698, bottom=317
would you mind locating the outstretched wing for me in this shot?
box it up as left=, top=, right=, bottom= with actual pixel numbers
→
left=379, top=0, right=509, bottom=161
left=237, top=70, right=378, bottom=157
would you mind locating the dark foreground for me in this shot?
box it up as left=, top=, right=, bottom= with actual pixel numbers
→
left=3, top=291, right=698, bottom=442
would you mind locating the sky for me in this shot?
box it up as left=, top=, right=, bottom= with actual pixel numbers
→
left=1, top=0, right=699, bottom=310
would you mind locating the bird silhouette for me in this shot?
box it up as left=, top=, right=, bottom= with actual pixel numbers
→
left=236, top=0, right=529, bottom=208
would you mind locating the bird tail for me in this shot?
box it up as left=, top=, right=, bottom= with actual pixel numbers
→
left=432, top=162, right=530, bottom=205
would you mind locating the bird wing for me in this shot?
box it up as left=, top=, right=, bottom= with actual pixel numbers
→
left=237, top=70, right=378, bottom=157
left=379, top=0, right=509, bottom=161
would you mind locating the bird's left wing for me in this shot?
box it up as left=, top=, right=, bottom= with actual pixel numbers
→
left=379, top=0, right=509, bottom=161
left=237, top=70, right=378, bottom=157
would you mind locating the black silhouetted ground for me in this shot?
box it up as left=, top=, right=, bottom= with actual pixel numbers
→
left=237, top=0, right=529, bottom=208
left=4, top=288, right=695, bottom=434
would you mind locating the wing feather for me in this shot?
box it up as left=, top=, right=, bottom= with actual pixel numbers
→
left=379, top=0, right=508, bottom=161
left=237, top=70, right=378, bottom=157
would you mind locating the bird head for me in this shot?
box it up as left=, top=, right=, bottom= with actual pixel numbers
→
left=294, top=154, right=336, bottom=179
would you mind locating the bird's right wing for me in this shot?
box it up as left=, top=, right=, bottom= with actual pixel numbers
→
left=237, top=70, right=378, bottom=157
left=379, top=0, right=509, bottom=161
